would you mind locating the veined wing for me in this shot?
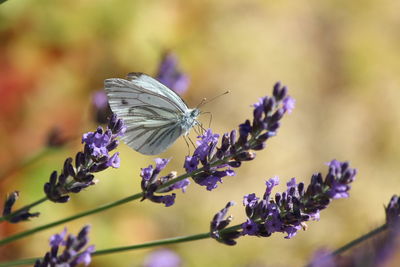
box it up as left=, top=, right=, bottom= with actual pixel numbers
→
left=122, top=115, right=184, bottom=155
left=105, top=76, right=188, bottom=114
left=127, top=72, right=188, bottom=112
left=104, top=74, right=188, bottom=155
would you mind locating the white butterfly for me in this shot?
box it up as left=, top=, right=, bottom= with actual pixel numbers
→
left=104, top=73, right=200, bottom=155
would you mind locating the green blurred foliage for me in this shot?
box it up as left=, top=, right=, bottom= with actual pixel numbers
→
left=0, top=0, right=400, bottom=266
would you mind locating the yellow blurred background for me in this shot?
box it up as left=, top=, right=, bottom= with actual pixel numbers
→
left=1, top=0, right=400, bottom=266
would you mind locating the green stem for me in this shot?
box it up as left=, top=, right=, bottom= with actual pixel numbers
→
left=0, top=223, right=246, bottom=266
left=0, top=197, right=48, bottom=223
left=93, top=231, right=211, bottom=256
left=0, top=193, right=143, bottom=246
left=304, top=223, right=388, bottom=267
left=331, top=223, right=388, bottom=256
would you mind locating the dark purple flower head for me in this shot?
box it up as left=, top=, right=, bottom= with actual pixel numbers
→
left=2, top=191, right=40, bottom=223
left=49, top=228, right=67, bottom=247
left=240, top=160, right=356, bottom=240
left=243, top=193, right=259, bottom=208
left=44, top=115, right=125, bottom=203
left=210, top=201, right=240, bottom=246
left=140, top=158, right=189, bottom=207
left=184, top=82, right=292, bottom=192
left=34, top=225, right=95, bottom=267
left=210, top=160, right=356, bottom=245
left=242, top=219, right=259, bottom=236
left=143, top=249, right=182, bottom=267
left=156, top=51, right=190, bottom=95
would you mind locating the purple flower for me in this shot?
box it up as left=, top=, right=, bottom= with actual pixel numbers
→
left=264, top=176, right=279, bottom=199
left=49, top=228, right=67, bottom=246
left=283, top=96, right=295, bottom=114
left=212, top=160, right=356, bottom=245
left=107, top=152, right=120, bottom=168
left=210, top=201, right=240, bottom=246
left=242, top=219, right=259, bottom=235
left=2, top=191, right=40, bottom=223
left=156, top=52, right=190, bottom=95
left=140, top=158, right=183, bottom=207
left=34, top=225, right=95, bottom=267
left=141, top=165, right=154, bottom=181
left=171, top=178, right=190, bottom=193
left=183, top=156, right=199, bottom=172
left=243, top=193, right=259, bottom=208
left=185, top=82, right=292, bottom=192
left=143, top=249, right=182, bottom=267
left=44, top=114, right=125, bottom=203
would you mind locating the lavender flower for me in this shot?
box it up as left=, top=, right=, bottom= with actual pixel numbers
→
left=34, top=225, right=95, bottom=267
left=184, top=82, right=294, bottom=191
left=210, top=160, right=357, bottom=245
left=44, top=114, right=126, bottom=203
left=156, top=51, right=190, bottom=94
left=140, top=158, right=190, bottom=207
left=143, top=249, right=182, bottom=267
left=2, top=191, right=39, bottom=223
left=210, top=201, right=241, bottom=245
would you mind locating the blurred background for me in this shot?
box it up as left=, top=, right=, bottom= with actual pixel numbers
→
left=1, top=0, right=400, bottom=266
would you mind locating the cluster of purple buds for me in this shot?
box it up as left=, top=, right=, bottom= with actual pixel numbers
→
left=210, top=201, right=241, bottom=245
left=184, top=82, right=295, bottom=191
left=140, top=158, right=190, bottom=207
left=34, top=225, right=95, bottom=267
left=2, top=191, right=39, bottom=223
left=156, top=51, right=190, bottom=95
left=210, top=160, right=357, bottom=245
left=44, top=114, right=126, bottom=203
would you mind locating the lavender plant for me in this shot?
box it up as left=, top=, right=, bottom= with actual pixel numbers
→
left=34, top=225, right=95, bottom=267
left=0, top=114, right=126, bottom=223
left=0, top=53, right=396, bottom=267
left=210, top=159, right=357, bottom=245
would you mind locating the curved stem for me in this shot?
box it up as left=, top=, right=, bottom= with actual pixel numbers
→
left=0, top=193, right=143, bottom=246
left=93, top=231, right=211, bottom=256
left=0, top=197, right=48, bottom=223
left=0, top=224, right=246, bottom=266
left=331, top=223, right=388, bottom=256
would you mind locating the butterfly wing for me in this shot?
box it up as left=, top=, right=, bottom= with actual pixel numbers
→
left=105, top=73, right=189, bottom=155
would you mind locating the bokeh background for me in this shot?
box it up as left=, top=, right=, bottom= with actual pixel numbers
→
left=1, top=0, right=400, bottom=266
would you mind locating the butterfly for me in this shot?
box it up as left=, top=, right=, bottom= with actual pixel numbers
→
left=104, top=72, right=200, bottom=155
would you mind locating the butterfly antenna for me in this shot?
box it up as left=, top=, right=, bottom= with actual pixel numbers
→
left=196, top=98, right=207, bottom=109
left=197, top=90, right=230, bottom=108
